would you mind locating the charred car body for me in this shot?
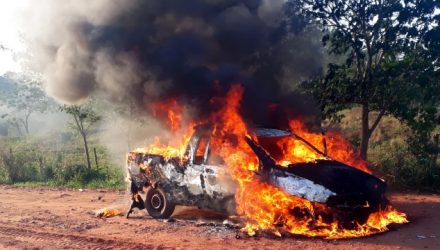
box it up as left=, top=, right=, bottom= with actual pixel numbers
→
left=126, top=125, right=388, bottom=225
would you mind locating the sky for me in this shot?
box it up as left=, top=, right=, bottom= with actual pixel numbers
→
left=0, top=1, right=437, bottom=79
left=0, top=0, right=27, bottom=75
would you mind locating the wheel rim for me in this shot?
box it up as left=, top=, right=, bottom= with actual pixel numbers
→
left=151, top=193, right=163, bottom=210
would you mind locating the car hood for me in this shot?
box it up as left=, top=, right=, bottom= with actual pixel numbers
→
left=245, top=135, right=387, bottom=208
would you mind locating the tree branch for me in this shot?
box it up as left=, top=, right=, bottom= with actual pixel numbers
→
left=369, top=108, right=386, bottom=134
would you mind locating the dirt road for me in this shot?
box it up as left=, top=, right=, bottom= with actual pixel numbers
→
left=0, top=185, right=438, bottom=249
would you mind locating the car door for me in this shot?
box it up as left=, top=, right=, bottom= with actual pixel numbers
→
left=202, top=140, right=237, bottom=197
left=189, top=132, right=237, bottom=198
left=182, top=131, right=206, bottom=196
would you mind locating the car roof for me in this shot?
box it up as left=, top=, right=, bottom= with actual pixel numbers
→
left=254, top=128, right=291, bottom=138
left=193, top=125, right=292, bottom=138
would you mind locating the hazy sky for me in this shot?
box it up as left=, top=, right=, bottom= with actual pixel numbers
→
left=0, top=1, right=27, bottom=75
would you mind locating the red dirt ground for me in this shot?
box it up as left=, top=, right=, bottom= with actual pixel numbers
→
left=0, top=185, right=438, bottom=249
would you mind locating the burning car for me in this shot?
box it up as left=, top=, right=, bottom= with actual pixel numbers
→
left=126, top=125, right=237, bottom=219
left=126, top=125, right=388, bottom=227
left=122, top=85, right=406, bottom=238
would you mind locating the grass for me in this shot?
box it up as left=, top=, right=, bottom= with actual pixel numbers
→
left=12, top=180, right=126, bottom=190
left=0, top=136, right=126, bottom=190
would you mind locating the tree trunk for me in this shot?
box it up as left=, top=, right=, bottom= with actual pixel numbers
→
left=14, top=121, right=23, bottom=137
left=360, top=103, right=371, bottom=160
left=24, top=112, right=31, bottom=136
left=433, top=135, right=439, bottom=166
left=81, top=132, right=92, bottom=169
left=93, top=147, right=99, bottom=169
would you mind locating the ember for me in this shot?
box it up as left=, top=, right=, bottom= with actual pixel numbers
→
left=129, top=84, right=407, bottom=239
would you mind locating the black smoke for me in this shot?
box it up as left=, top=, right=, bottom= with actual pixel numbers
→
left=31, top=0, right=324, bottom=128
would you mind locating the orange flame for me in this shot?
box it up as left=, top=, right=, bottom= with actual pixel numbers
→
left=150, top=98, right=184, bottom=132
left=132, top=125, right=195, bottom=161
left=134, top=84, right=407, bottom=238
left=271, top=120, right=371, bottom=173
left=96, top=208, right=121, bottom=218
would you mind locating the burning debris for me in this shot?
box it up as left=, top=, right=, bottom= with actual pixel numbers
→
left=94, top=208, right=122, bottom=218
left=125, top=85, right=408, bottom=239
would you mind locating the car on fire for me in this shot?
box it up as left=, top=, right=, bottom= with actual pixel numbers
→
left=126, top=125, right=388, bottom=226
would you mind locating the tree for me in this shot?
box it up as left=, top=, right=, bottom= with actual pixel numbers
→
left=297, top=0, right=438, bottom=159
left=61, top=103, right=100, bottom=169
left=0, top=74, right=54, bottom=136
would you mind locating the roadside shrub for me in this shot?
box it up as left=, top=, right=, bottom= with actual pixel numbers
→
left=336, top=109, right=440, bottom=191
left=0, top=147, right=43, bottom=183
left=0, top=136, right=125, bottom=189
left=0, top=166, right=10, bottom=184
left=58, top=165, right=101, bottom=183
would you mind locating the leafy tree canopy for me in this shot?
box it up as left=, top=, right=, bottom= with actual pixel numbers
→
left=294, top=0, right=439, bottom=159
left=0, top=73, right=55, bottom=135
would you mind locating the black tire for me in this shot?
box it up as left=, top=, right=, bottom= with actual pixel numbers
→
left=145, top=187, right=175, bottom=219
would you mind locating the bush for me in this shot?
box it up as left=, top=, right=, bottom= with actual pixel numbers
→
left=0, top=137, right=125, bottom=189
left=55, top=164, right=124, bottom=188
left=370, top=142, right=440, bottom=191
left=0, top=148, right=43, bottom=183
left=336, top=108, right=440, bottom=191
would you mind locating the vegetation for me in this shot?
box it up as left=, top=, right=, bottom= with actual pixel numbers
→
left=0, top=73, right=55, bottom=136
left=0, top=77, right=124, bottom=190
left=333, top=109, right=440, bottom=191
left=298, top=0, right=439, bottom=160
left=287, top=0, right=440, bottom=190
left=61, top=103, right=101, bottom=169
left=0, top=1, right=439, bottom=192
left=0, top=136, right=124, bottom=189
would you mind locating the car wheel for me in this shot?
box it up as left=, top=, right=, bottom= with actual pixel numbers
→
left=145, top=187, right=175, bottom=219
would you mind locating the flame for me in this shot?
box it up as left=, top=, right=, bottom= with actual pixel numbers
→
left=133, top=84, right=407, bottom=238
left=272, top=120, right=371, bottom=173
left=133, top=98, right=196, bottom=160
left=150, top=98, right=184, bottom=132
left=132, top=127, right=194, bottom=161
left=96, top=208, right=121, bottom=218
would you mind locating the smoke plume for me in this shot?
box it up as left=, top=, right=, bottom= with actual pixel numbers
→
left=15, top=0, right=324, bottom=128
